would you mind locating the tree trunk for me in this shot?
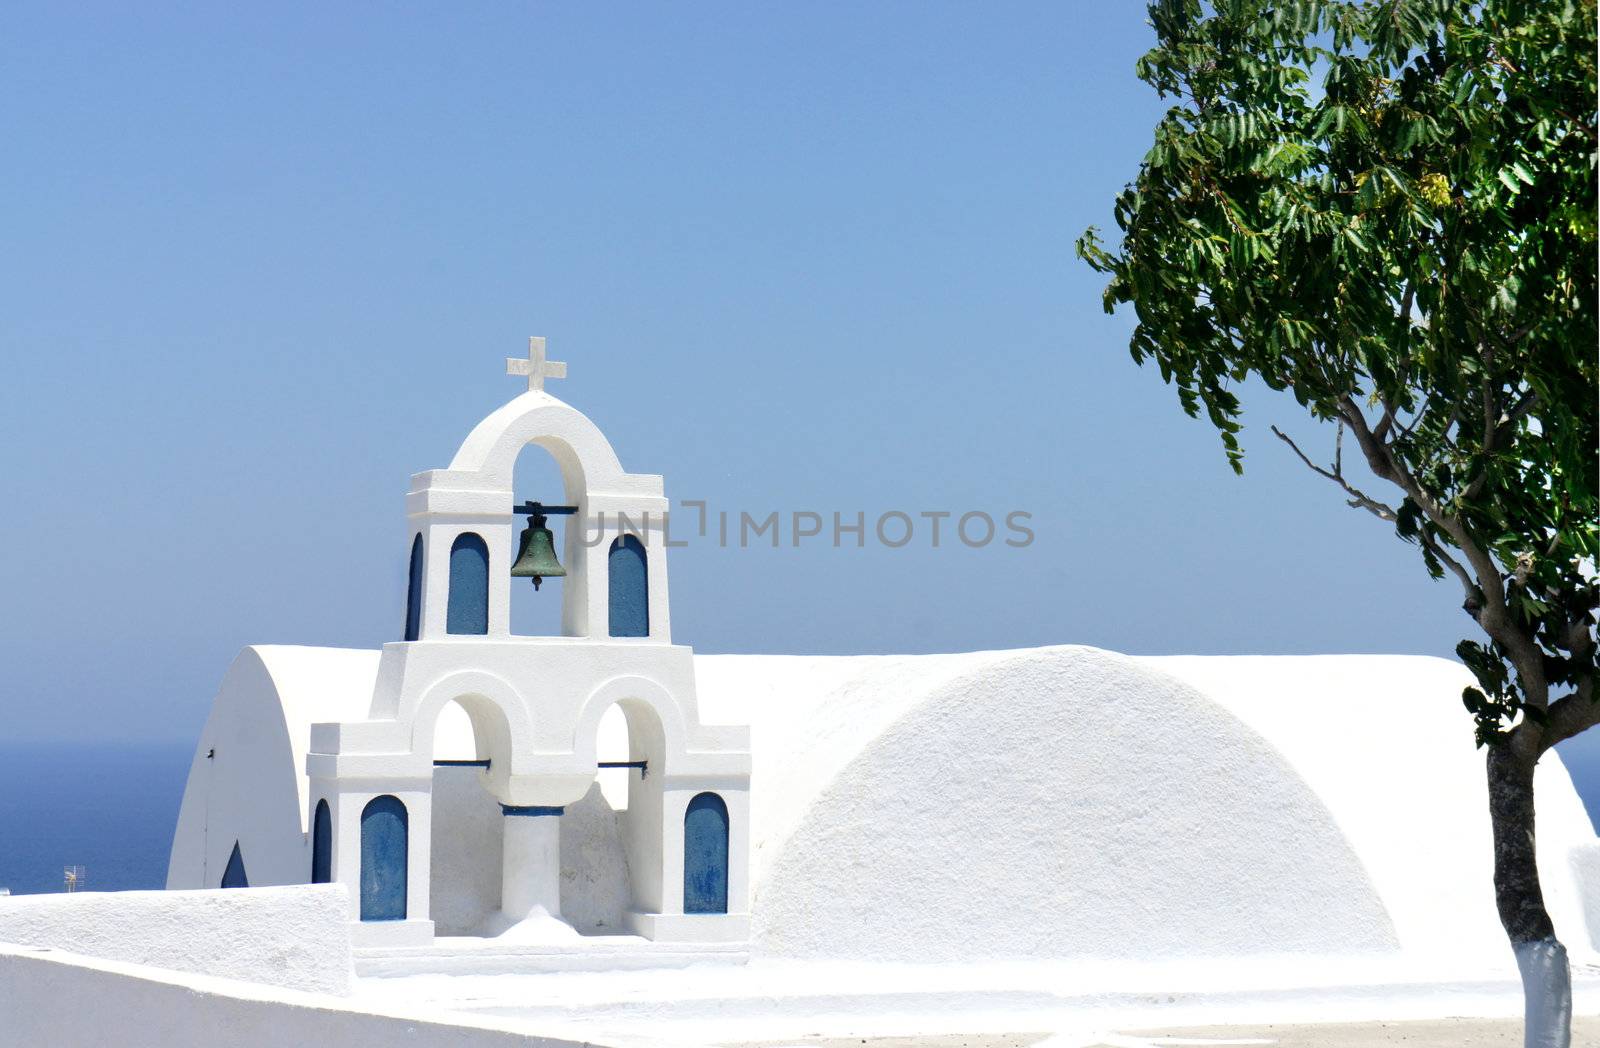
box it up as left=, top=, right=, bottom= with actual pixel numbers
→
left=1487, top=745, right=1572, bottom=1048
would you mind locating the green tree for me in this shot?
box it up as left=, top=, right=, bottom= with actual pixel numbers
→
left=1078, top=2, right=1596, bottom=1044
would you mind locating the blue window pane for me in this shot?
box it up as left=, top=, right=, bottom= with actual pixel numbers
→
left=311, top=800, right=332, bottom=884
left=608, top=535, right=649, bottom=637
left=403, top=535, right=423, bottom=641
left=447, top=533, right=489, bottom=635
left=683, top=792, right=728, bottom=914
left=360, top=795, right=408, bottom=921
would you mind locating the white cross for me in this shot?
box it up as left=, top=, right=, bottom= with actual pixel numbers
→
left=506, top=336, right=568, bottom=392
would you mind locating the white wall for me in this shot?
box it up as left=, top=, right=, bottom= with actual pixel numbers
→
left=0, top=885, right=352, bottom=995
left=1571, top=841, right=1600, bottom=953
left=428, top=766, right=505, bottom=935
left=168, top=646, right=379, bottom=890
left=0, top=942, right=595, bottom=1048
left=561, top=782, right=632, bottom=933
left=1150, top=654, right=1600, bottom=963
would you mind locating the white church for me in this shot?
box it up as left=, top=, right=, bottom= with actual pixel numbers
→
left=137, top=342, right=1600, bottom=1034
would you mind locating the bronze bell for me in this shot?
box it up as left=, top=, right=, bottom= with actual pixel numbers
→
left=510, top=514, right=566, bottom=590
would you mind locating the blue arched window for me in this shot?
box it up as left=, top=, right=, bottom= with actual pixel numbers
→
left=608, top=534, right=649, bottom=637
left=683, top=792, right=729, bottom=914
left=311, top=799, right=332, bottom=884
left=360, top=795, right=408, bottom=921
left=447, top=533, right=489, bottom=635
left=221, top=841, right=249, bottom=889
left=403, top=535, right=423, bottom=641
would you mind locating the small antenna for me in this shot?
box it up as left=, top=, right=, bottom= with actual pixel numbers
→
left=63, top=866, right=86, bottom=893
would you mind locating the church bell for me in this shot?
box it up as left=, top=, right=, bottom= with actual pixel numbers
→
left=511, top=514, right=566, bottom=590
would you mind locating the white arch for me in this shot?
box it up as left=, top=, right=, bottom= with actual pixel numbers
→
left=407, top=670, right=534, bottom=771
left=447, top=391, right=642, bottom=496
left=573, top=675, right=690, bottom=772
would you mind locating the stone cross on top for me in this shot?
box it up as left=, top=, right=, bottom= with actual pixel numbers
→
left=506, top=336, right=567, bottom=392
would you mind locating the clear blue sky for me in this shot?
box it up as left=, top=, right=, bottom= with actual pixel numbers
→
left=2, top=0, right=1582, bottom=793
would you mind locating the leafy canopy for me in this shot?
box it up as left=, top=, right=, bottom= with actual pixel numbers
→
left=1079, top=0, right=1597, bottom=747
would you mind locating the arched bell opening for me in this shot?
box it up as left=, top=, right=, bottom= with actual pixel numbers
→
left=595, top=704, right=631, bottom=812
left=509, top=442, right=580, bottom=638
left=427, top=696, right=510, bottom=936
left=561, top=697, right=667, bottom=932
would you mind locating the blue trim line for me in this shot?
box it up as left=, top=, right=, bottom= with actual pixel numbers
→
left=500, top=804, right=564, bottom=817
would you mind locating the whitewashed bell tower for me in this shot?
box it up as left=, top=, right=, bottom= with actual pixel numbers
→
left=301, top=341, right=752, bottom=946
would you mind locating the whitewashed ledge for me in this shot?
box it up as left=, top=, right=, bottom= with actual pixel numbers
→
left=0, top=884, right=352, bottom=995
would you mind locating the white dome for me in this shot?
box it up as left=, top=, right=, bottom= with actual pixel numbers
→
left=695, top=646, right=1600, bottom=965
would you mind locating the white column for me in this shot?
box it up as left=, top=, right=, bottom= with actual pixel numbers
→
left=501, top=809, right=562, bottom=919
left=490, top=807, right=578, bottom=941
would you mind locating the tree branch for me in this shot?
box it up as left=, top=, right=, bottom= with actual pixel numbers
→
left=1271, top=424, right=1399, bottom=521
left=1479, top=340, right=1497, bottom=467
left=1421, top=530, right=1477, bottom=595
left=1374, top=400, right=1399, bottom=443
left=1336, top=395, right=1551, bottom=708
left=1275, top=417, right=1475, bottom=597
left=1395, top=393, right=1430, bottom=441
left=1499, top=388, right=1541, bottom=441
left=1538, top=681, right=1600, bottom=755
left=1464, top=389, right=1540, bottom=501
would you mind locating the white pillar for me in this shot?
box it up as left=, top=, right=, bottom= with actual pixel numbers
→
left=488, top=806, right=578, bottom=941
left=501, top=809, right=562, bottom=920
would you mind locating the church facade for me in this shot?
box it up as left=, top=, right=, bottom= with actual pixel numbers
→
left=167, top=340, right=752, bottom=946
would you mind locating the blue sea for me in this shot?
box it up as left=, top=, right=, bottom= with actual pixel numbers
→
left=1, top=736, right=1599, bottom=896
left=0, top=743, right=191, bottom=895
